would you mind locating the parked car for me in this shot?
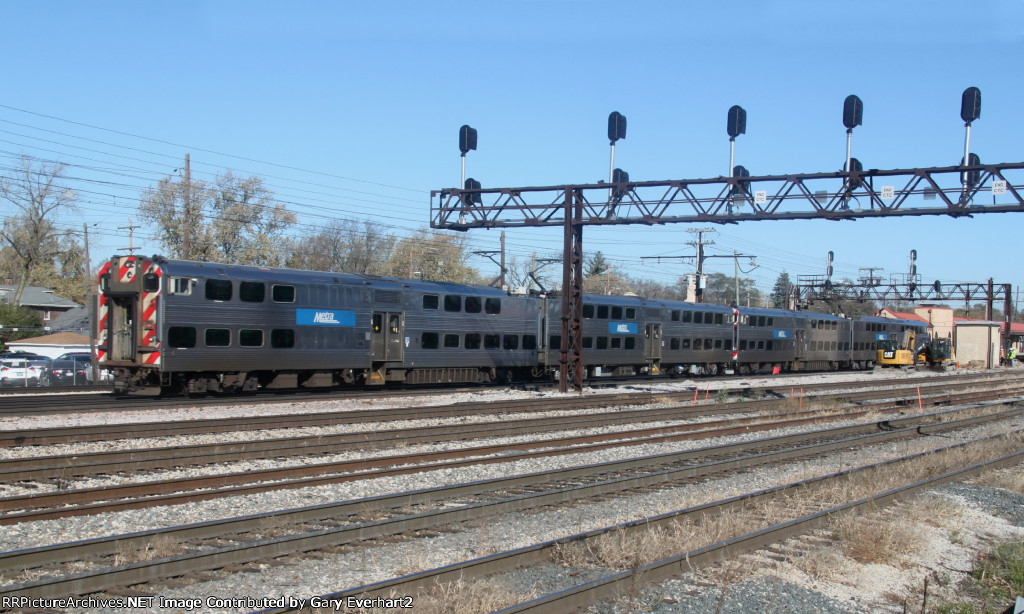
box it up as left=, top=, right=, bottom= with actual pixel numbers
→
left=48, top=352, right=93, bottom=386
left=0, top=359, right=41, bottom=387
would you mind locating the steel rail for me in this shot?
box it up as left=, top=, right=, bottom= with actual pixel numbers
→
left=2, top=377, right=1003, bottom=481
left=0, top=368, right=995, bottom=446
left=2, top=409, right=1019, bottom=600
left=0, top=368, right=995, bottom=427
left=259, top=430, right=1024, bottom=613
left=2, top=385, right=1017, bottom=522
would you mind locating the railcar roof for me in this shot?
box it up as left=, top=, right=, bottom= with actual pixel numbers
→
left=139, top=257, right=511, bottom=296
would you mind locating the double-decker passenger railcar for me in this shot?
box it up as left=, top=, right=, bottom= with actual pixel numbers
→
left=98, top=255, right=539, bottom=394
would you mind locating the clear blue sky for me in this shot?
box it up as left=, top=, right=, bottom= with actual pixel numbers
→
left=2, top=0, right=1022, bottom=304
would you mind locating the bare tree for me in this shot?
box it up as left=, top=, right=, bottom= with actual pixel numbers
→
left=140, top=169, right=296, bottom=266
left=386, top=228, right=481, bottom=283
left=288, top=219, right=396, bottom=274
left=0, top=157, right=77, bottom=305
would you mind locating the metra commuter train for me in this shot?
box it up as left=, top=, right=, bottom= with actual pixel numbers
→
left=97, top=254, right=928, bottom=395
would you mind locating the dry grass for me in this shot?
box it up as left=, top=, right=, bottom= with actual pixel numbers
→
left=550, top=431, right=1023, bottom=575
left=113, top=535, right=186, bottom=566
left=829, top=513, right=920, bottom=566
left=969, top=460, right=1024, bottom=494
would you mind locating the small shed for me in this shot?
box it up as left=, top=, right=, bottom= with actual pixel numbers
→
left=953, top=320, right=1000, bottom=369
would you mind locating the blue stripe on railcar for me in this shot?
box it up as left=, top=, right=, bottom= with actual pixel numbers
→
left=296, top=309, right=357, bottom=326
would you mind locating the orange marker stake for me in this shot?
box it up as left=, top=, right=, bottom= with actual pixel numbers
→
left=917, top=386, right=923, bottom=411
left=693, top=387, right=698, bottom=406
left=799, top=387, right=804, bottom=412
left=705, top=385, right=710, bottom=401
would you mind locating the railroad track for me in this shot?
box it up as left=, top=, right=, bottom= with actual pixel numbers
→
left=0, top=371, right=998, bottom=418
left=1, top=381, right=1019, bottom=523
left=1, top=404, right=1020, bottom=604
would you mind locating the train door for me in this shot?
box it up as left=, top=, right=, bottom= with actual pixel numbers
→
left=108, top=295, right=136, bottom=362
left=371, top=311, right=404, bottom=362
left=645, top=323, right=662, bottom=360
left=794, top=329, right=806, bottom=360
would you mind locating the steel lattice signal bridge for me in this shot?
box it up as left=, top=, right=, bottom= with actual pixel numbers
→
left=431, top=162, right=1024, bottom=229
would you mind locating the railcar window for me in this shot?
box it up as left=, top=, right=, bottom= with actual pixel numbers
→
left=694, top=338, right=703, bottom=350
left=714, top=339, right=723, bottom=349
left=389, top=315, right=400, bottom=334
left=549, top=335, right=560, bottom=350
left=669, top=338, right=680, bottom=350
left=444, top=334, right=460, bottom=348
left=811, top=320, right=817, bottom=329
left=671, top=310, right=680, bottom=321
left=272, top=285, right=295, bottom=303
left=422, top=332, right=439, bottom=349
left=143, top=273, right=160, bottom=292
left=682, top=311, right=692, bottom=323
left=239, top=282, right=265, bottom=302
left=624, top=338, right=635, bottom=350
left=766, top=317, right=773, bottom=326
left=465, top=297, right=482, bottom=313
left=757, top=316, right=766, bottom=327
left=757, top=340, right=765, bottom=350
left=465, top=334, right=482, bottom=349
left=99, top=273, right=110, bottom=292
left=522, top=335, right=537, bottom=350
left=625, top=307, right=636, bottom=319
left=205, top=328, right=230, bottom=347
left=169, top=277, right=191, bottom=295
left=205, top=280, right=232, bottom=301
left=485, top=298, right=501, bottom=314
left=611, top=306, right=623, bottom=319
left=704, top=338, right=712, bottom=350
left=597, top=336, right=608, bottom=350
left=767, top=340, right=774, bottom=350
left=167, top=327, right=196, bottom=348
left=423, top=295, right=439, bottom=310
left=611, top=337, right=622, bottom=349
left=739, top=339, right=747, bottom=350
left=484, top=334, right=500, bottom=349
left=583, top=304, right=595, bottom=318
left=681, top=338, right=691, bottom=349
left=597, top=305, right=609, bottom=319
left=693, top=312, right=703, bottom=324
left=715, top=313, right=724, bottom=325
left=503, top=335, right=519, bottom=350
left=444, top=295, right=462, bottom=312
left=831, top=341, right=837, bottom=350
left=270, top=329, right=295, bottom=348
left=372, top=314, right=382, bottom=333
left=582, top=337, right=593, bottom=349
left=239, top=329, right=264, bottom=347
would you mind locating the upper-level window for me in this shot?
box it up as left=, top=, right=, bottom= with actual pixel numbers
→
left=272, top=285, right=295, bottom=303
left=597, top=305, right=609, bottom=319
left=625, top=307, right=636, bottom=319
left=205, top=279, right=232, bottom=301
left=169, top=277, right=192, bottom=295
left=485, top=298, right=501, bottom=314
left=465, top=296, right=482, bottom=313
left=583, top=304, right=595, bottom=319
left=423, top=295, right=439, bottom=310
left=444, top=295, right=461, bottom=312
left=611, top=306, right=623, bottom=319
left=240, top=281, right=265, bottom=302
left=670, top=310, right=680, bottom=322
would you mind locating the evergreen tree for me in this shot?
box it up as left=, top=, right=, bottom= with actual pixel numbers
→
left=770, top=272, right=792, bottom=308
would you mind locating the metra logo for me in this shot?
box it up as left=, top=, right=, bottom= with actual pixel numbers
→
left=296, top=308, right=356, bottom=326
left=776, top=330, right=788, bottom=338
left=616, top=324, right=630, bottom=333
left=313, top=311, right=339, bottom=324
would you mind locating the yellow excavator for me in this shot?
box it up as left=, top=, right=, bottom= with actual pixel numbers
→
left=876, top=331, right=954, bottom=370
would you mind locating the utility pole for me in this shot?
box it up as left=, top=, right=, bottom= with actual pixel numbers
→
left=83, top=223, right=97, bottom=383
left=686, top=228, right=716, bottom=303
left=118, top=218, right=140, bottom=254
left=182, top=153, right=192, bottom=260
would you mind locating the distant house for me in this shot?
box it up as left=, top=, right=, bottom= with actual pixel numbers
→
left=46, top=305, right=89, bottom=335
left=6, top=331, right=91, bottom=360
left=0, top=285, right=81, bottom=326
